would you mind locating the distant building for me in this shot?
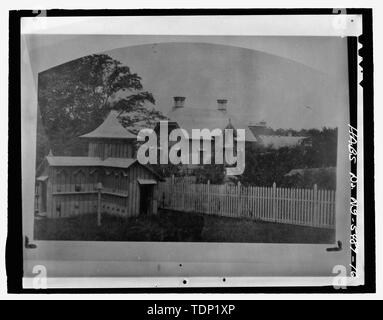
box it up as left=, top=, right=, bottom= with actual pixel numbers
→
left=255, top=134, right=311, bottom=149
left=285, top=167, right=336, bottom=177
left=165, top=97, right=256, bottom=142
left=249, top=121, right=312, bottom=150
left=248, top=121, right=274, bottom=136
left=154, top=97, right=258, bottom=173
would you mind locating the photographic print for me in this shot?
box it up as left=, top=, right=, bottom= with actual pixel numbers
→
left=17, top=12, right=373, bottom=290
left=33, top=36, right=344, bottom=244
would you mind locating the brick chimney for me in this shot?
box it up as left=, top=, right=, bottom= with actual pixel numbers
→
left=217, top=99, right=228, bottom=111
left=173, top=96, right=186, bottom=108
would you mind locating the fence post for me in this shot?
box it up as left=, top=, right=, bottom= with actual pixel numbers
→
left=237, top=181, right=242, bottom=216
left=96, top=182, right=103, bottom=226
left=207, top=180, right=210, bottom=214
left=313, top=184, right=318, bottom=227
left=272, top=182, right=276, bottom=221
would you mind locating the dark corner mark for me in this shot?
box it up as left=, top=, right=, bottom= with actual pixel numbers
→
left=326, top=240, right=342, bottom=252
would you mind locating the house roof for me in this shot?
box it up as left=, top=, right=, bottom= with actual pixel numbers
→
left=165, top=107, right=257, bottom=142
left=257, top=135, right=306, bottom=149
left=80, top=110, right=136, bottom=139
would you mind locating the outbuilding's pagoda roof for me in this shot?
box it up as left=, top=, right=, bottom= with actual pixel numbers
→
left=80, top=110, right=136, bottom=139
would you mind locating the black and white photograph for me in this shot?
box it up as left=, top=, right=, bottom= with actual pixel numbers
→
left=10, top=9, right=376, bottom=294
left=34, top=37, right=342, bottom=244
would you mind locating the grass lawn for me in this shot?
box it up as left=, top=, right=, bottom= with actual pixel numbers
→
left=34, top=209, right=335, bottom=243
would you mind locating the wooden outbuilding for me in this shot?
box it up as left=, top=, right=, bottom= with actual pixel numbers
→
left=35, top=111, right=161, bottom=218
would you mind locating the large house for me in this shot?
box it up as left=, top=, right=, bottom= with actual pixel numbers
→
left=164, top=97, right=257, bottom=144
left=154, top=97, right=257, bottom=173
left=35, top=111, right=161, bottom=219
left=153, top=97, right=311, bottom=174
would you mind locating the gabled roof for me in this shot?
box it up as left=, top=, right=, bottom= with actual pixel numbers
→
left=165, top=107, right=257, bottom=142
left=80, top=110, right=136, bottom=139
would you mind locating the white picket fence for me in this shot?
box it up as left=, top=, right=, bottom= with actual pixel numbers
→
left=158, top=181, right=336, bottom=229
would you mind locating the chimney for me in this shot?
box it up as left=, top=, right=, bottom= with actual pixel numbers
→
left=173, top=96, right=186, bottom=108
left=217, top=99, right=228, bottom=111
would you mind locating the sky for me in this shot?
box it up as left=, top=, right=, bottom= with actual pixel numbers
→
left=30, top=34, right=350, bottom=130
left=103, top=37, right=349, bottom=130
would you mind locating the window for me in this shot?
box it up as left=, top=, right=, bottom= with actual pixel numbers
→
left=73, top=169, right=86, bottom=192
left=55, top=169, right=67, bottom=192
left=89, top=168, right=99, bottom=190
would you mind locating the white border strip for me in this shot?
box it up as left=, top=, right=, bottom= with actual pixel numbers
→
left=21, top=15, right=362, bottom=36
left=23, top=276, right=363, bottom=289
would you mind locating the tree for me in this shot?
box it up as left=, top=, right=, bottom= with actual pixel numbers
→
left=195, top=164, right=226, bottom=184
left=151, top=163, right=182, bottom=178
left=38, top=54, right=156, bottom=159
left=35, top=104, right=51, bottom=170
left=282, top=169, right=336, bottom=189
left=238, top=127, right=338, bottom=188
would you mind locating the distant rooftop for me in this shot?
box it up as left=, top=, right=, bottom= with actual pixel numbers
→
left=80, top=110, right=136, bottom=139
left=257, top=135, right=307, bottom=149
